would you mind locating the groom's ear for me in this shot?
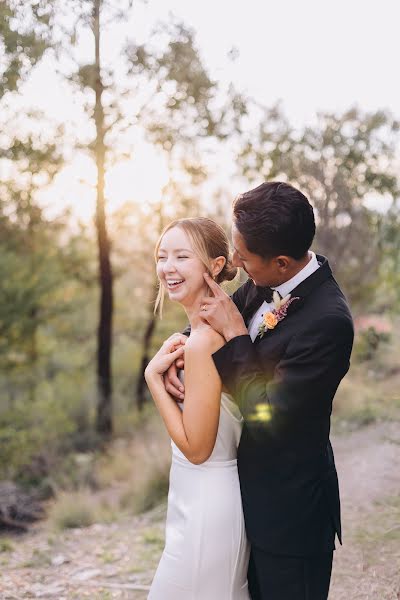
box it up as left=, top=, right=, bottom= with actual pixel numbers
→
left=276, top=255, right=291, bottom=271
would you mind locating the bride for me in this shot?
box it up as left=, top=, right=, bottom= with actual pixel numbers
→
left=145, top=217, right=250, bottom=599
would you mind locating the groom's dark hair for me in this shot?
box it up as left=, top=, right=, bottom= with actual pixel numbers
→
left=233, top=181, right=315, bottom=260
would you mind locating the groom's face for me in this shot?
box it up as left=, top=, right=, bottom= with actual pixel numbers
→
left=231, top=224, right=281, bottom=287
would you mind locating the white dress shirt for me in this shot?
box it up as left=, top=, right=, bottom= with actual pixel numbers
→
left=248, top=251, right=320, bottom=342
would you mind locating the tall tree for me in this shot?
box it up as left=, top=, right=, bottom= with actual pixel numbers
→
left=92, top=0, right=113, bottom=435
left=126, top=21, right=248, bottom=408
left=237, top=105, right=400, bottom=306
left=57, top=0, right=139, bottom=435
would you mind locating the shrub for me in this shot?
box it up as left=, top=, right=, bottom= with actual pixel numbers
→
left=354, top=326, right=391, bottom=362
left=120, top=468, right=169, bottom=514
left=0, top=539, right=14, bottom=553
left=48, top=490, right=97, bottom=530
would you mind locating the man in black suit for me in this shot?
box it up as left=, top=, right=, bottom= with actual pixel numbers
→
left=166, top=181, right=354, bottom=600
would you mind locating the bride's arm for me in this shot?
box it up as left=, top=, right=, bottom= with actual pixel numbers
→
left=145, top=330, right=224, bottom=465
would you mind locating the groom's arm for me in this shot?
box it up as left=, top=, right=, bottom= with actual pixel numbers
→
left=212, top=315, right=354, bottom=440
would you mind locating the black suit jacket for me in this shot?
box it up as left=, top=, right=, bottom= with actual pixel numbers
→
left=212, top=255, right=354, bottom=557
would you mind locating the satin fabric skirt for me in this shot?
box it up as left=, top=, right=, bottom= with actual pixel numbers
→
left=148, top=453, right=250, bottom=599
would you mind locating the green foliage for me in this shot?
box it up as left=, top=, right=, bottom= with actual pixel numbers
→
left=354, top=327, right=391, bottom=362
left=0, top=182, right=99, bottom=481
left=0, top=0, right=53, bottom=98
left=0, top=390, right=75, bottom=481
left=0, top=84, right=101, bottom=477
left=377, top=207, right=400, bottom=312
left=0, top=203, right=99, bottom=480
left=125, top=17, right=247, bottom=164
left=237, top=105, right=400, bottom=307
left=126, top=21, right=216, bottom=146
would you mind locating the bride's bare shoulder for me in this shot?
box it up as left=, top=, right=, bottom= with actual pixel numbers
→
left=186, top=327, right=225, bottom=354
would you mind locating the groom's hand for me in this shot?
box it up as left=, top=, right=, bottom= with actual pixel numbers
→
left=201, top=273, right=248, bottom=342
left=163, top=333, right=187, bottom=401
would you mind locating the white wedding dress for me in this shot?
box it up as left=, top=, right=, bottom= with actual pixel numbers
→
left=148, top=388, right=250, bottom=600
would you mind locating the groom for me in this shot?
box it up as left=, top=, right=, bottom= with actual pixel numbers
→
left=166, top=181, right=354, bottom=600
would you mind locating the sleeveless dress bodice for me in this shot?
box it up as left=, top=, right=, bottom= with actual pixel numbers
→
left=171, top=392, right=244, bottom=464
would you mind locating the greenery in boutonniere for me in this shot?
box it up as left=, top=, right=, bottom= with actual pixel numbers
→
left=258, top=291, right=300, bottom=339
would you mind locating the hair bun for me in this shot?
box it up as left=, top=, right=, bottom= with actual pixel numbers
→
left=217, top=259, right=238, bottom=284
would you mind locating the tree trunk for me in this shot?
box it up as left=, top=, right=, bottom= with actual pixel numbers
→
left=27, top=306, right=38, bottom=404
left=136, top=280, right=158, bottom=411
left=93, top=0, right=113, bottom=436
left=27, top=197, right=38, bottom=404
left=136, top=201, right=165, bottom=411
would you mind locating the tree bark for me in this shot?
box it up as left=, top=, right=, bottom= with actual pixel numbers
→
left=136, top=280, right=158, bottom=411
left=136, top=200, right=166, bottom=411
left=93, top=0, right=113, bottom=436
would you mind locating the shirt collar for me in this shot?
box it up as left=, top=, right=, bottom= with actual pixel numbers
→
left=273, top=251, right=320, bottom=299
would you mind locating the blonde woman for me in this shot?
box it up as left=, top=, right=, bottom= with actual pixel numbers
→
left=145, top=217, right=250, bottom=599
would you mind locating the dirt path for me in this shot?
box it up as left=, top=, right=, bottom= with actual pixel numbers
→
left=330, top=420, right=400, bottom=600
left=0, top=421, right=399, bottom=599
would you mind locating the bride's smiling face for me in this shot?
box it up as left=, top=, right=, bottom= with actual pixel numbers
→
left=156, top=226, right=208, bottom=307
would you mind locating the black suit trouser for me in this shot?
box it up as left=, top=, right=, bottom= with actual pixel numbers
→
left=248, top=546, right=333, bottom=600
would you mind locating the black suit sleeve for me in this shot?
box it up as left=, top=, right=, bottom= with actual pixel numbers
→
left=213, top=315, right=354, bottom=438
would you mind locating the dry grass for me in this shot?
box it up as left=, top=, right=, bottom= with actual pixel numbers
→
left=0, top=538, right=14, bottom=553
left=331, top=493, right=400, bottom=600
left=47, top=408, right=171, bottom=529
left=94, top=410, right=171, bottom=515
left=333, top=318, right=400, bottom=431
left=48, top=489, right=101, bottom=530
left=353, top=495, right=400, bottom=565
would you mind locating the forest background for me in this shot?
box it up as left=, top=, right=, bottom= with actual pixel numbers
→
left=0, top=1, right=399, bottom=597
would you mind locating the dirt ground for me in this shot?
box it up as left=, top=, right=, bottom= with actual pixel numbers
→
left=330, top=420, right=400, bottom=600
left=0, top=420, right=399, bottom=600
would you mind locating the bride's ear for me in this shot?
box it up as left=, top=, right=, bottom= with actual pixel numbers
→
left=210, top=256, right=226, bottom=279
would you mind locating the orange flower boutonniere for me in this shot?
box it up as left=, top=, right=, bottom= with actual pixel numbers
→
left=258, top=291, right=300, bottom=339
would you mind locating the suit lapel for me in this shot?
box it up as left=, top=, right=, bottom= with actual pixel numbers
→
left=245, top=255, right=333, bottom=344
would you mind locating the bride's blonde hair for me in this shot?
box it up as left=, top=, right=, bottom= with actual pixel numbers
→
left=154, top=217, right=237, bottom=317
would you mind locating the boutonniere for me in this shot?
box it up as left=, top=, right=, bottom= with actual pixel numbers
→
left=258, top=291, right=300, bottom=339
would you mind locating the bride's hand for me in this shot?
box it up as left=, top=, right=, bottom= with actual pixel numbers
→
left=145, top=340, right=185, bottom=381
